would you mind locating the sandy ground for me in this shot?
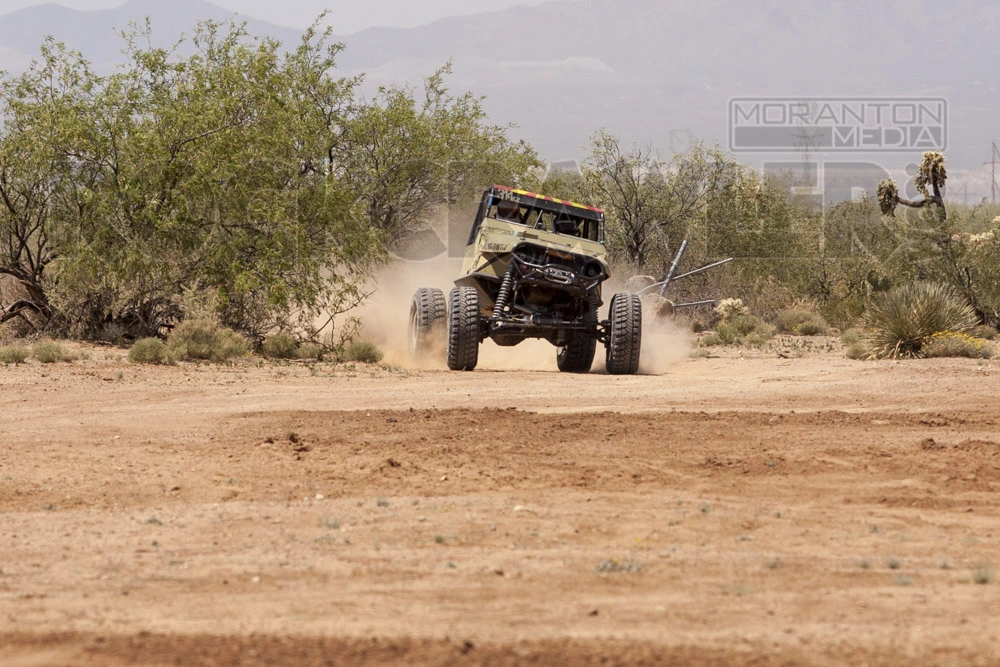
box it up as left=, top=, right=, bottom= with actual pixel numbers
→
left=2, top=337, right=999, bottom=665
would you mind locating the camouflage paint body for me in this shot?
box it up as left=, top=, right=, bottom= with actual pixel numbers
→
left=454, top=185, right=609, bottom=346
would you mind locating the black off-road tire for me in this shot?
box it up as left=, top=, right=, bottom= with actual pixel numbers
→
left=447, top=286, right=480, bottom=371
left=557, top=305, right=597, bottom=373
left=408, top=287, right=446, bottom=358
left=606, top=293, right=642, bottom=375
left=556, top=336, right=596, bottom=373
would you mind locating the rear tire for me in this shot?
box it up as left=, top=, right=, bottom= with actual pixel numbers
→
left=557, top=302, right=597, bottom=373
left=606, top=293, right=642, bottom=375
left=408, top=287, right=446, bottom=358
left=447, top=287, right=480, bottom=371
left=557, top=336, right=596, bottom=373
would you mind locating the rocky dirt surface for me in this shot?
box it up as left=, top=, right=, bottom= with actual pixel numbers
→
left=1, top=340, right=999, bottom=665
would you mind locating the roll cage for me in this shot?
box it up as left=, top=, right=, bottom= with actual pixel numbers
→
left=467, top=185, right=606, bottom=245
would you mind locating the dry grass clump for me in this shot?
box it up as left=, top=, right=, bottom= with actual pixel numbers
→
left=32, top=340, right=76, bottom=363
left=0, top=344, right=30, bottom=365
left=775, top=308, right=829, bottom=336
left=343, top=340, right=383, bottom=363
left=865, top=282, right=977, bottom=358
left=166, top=318, right=249, bottom=362
left=128, top=337, right=168, bottom=364
left=969, top=325, right=998, bottom=340
left=922, top=331, right=993, bottom=359
left=845, top=341, right=870, bottom=360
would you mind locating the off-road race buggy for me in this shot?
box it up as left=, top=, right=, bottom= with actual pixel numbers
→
left=409, top=185, right=642, bottom=374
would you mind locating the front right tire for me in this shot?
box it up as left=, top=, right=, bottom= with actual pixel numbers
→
left=606, top=292, right=642, bottom=375
left=447, top=286, right=481, bottom=371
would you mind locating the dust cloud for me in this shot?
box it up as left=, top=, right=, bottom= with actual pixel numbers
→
left=636, top=315, right=691, bottom=375
left=358, top=260, right=691, bottom=375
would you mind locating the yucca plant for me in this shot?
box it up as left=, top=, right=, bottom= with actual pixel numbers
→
left=865, top=282, right=977, bottom=358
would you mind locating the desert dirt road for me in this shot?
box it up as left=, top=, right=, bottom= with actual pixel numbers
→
left=1, top=339, right=999, bottom=665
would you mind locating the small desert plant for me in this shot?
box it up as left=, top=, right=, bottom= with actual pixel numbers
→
left=297, top=342, right=324, bottom=361
left=703, top=315, right=776, bottom=348
left=167, top=318, right=250, bottom=362
left=969, top=325, right=998, bottom=340
left=343, top=340, right=383, bottom=363
left=776, top=308, right=829, bottom=336
left=596, top=558, right=644, bottom=573
left=922, top=331, right=993, bottom=359
left=699, top=333, right=724, bottom=347
left=99, top=322, right=127, bottom=346
left=33, top=340, right=75, bottom=363
left=0, top=344, right=30, bottom=365
left=262, top=332, right=299, bottom=359
left=865, top=282, right=977, bottom=358
left=840, top=328, right=864, bottom=345
left=845, top=341, right=870, bottom=360
left=971, top=563, right=993, bottom=585
left=128, top=338, right=167, bottom=364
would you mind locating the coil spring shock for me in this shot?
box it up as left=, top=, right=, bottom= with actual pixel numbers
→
left=586, top=288, right=600, bottom=320
left=493, top=267, right=515, bottom=316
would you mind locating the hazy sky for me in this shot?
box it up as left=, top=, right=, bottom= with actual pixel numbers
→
left=2, top=0, right=552, bottom=33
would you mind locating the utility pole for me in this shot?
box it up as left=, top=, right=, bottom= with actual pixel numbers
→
left=986, top=142, right=1000, bottom=204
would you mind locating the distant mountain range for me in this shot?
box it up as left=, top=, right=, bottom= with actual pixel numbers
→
left=1, top=0, right=998, bottom=198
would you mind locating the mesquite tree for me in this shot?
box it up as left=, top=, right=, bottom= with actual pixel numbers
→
left=0, top=18, right=536, bottom=341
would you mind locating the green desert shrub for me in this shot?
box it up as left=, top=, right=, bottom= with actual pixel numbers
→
left=774, top=308, right=829, bottom=336
left=776, top=308, right=829, bottom=336
left=699, top=333, right=724, bottom=347
left=167, top=318, right=250, bottom=362
left=0, top=344, right=30, bottom=365
left=32, top=340, right=75, bottom=363
left=262, top=332, right=299, bottom=359
left=701, top=315, right=775, bottom=348
left=343, top=340, right=383, bottom=363
left=865, top=282, right=978, bottom=359
left=840, top=328, right=864, bottom=345
left=922, top=331, right=993, bottom=359
left=128, top=337, right=167, bottom=364
left=297, top=342, right=324, bottom=361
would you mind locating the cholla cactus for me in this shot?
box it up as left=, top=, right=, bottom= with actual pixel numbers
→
left=877, top=178, right=900, bottom=216
left=875, top=151, right=947, bottom=219
left=914, top=151, right=947, bottom=198
left=967, top=230, right=996, bottom=247
left=714, top=297, right=748, bottom=322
